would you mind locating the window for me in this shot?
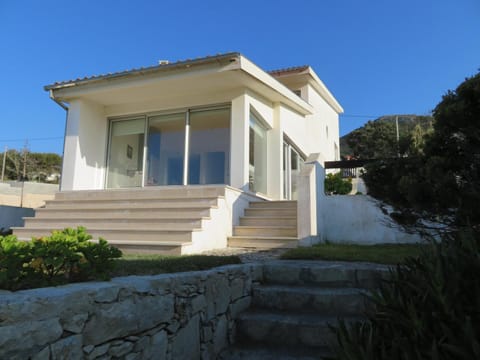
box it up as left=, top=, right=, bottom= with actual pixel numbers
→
left=249, top=113, right=268, bottom=194
left=189, top=108, right=230, bottom=185
left=283, top=141, right=305, bottom=200
left=106, top=117, right=145, bottom=188
left=107, top=106, right=231, bottom=188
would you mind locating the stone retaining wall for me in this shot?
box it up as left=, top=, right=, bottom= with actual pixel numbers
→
left=0, top=264, right=262, bottom=360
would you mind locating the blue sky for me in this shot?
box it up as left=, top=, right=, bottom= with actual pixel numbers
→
left=0, top=0, right=479, bottom=154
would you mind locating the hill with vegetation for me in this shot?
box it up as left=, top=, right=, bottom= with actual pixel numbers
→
left=340, top=115, right=434, bottom=159
left=1, top=150, right=61, bottom=183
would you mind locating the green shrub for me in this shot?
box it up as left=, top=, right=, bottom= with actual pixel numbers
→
left=325, top=172, right=353, bottom=195
left=0, top=227, right=122, bottom=291
left=329, top=229, right=480, bottom=360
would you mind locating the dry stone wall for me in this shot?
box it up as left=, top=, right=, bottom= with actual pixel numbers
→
left=0, top=264, right=262, bottom=360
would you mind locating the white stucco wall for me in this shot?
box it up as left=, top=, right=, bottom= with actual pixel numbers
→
left=320, top=195, right=422, bottom=244
left=305, top=84, right=340, bottom=161
left=58, top=73, right=340, bottom=199
left=62, top=100, right=108, bottom=191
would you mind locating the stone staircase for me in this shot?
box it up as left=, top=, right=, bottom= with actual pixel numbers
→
left=228, top=201, right=299, bottom=249
left=12, top=186, right=226, bottom=255
left=220, top=260, right=388, bottom=359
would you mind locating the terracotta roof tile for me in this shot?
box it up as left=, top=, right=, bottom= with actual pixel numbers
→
left=45, top=52, right=240, bottom=90
left=268, top=65, right=309, bottom=77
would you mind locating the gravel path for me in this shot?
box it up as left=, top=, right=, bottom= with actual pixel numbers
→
left=201, top=247, right=289, bottom=263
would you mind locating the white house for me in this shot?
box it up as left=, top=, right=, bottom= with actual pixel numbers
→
left=14, top=53, right=344, bottom=254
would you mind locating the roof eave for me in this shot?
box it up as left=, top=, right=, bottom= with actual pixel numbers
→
left=44, top=52, right=242, bottom=92
left=238, top=55, right=314, bottom=115
left=306, top=67, right=344, bottom=114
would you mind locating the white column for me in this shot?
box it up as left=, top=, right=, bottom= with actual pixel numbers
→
left=61, top=101, right=81, bottom=191
left=267, top=104, right=283, bottom=199
left=230, top=94, right=250, bottom=191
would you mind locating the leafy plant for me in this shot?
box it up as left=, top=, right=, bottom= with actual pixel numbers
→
left=329, top=229, right=480, bottom=360
left=0, top=227, right=122, bottom=291
left=325, top=172, right=353, bottom=195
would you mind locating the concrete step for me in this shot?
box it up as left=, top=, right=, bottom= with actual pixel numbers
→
left=23, top=217, right=204, bottom=230
left=228, top=236, right=298, bottom=249
left=239, top=216, right=297, bottom=226
left=33, top=207, right=212, bottom=219
left=233, top=226, right=297, bottom=237
left=12, top=227, right=194, bottom=242
left=44, top=196, right=219, bottom=209
left=93, top=239, right=189, bottom=255
left=252, top=285, right=369, bottom=316
left=249, top=201, right=297, bottom=209
left=219, top=343, right=329, bottom=360
left=262, top=260, right=390, bottom=289
left=43, top=200, right=218, bottom=210
left=54, top=186, right=225, bottom=201
left=244, top=208, right=296, bottom=217
left=236, top=311, right=361, bottom=348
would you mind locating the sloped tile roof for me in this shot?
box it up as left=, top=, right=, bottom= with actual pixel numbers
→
left=45, top=52, right=240, bottom=90
left=268, top=65, right=309, bottom=77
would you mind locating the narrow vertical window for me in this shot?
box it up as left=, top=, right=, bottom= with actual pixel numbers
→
left=249, top=113, right=268, bottom=194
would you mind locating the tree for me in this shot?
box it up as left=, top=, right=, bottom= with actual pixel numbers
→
left=363, top=71, right=480, bottom=229
left=345, top=120, right=398, bottom=159
left=331, top=72, right=480, bottom=360
left=1, top=150, right=61, bottom=183
left=324, top=172, right=353, bottom=195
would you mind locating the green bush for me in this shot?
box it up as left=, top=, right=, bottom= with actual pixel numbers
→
left=325, top=172, right=353, bottom=195
left=0, top=227, right=122, bottom=291
left=329, top=229, right=480, bottom=360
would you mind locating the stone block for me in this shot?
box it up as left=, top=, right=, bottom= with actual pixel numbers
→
left=143, top=330, right=167, bottom=360
left=171, top=314, right=200, bottom=360
left=50, top=334, right=83, bottom=360
left=109, top=341, right=134, bottom=357
left=86, top=343, right=110, bottom=360
left=134, top=336, right=149, bottom=352
left=229, top=296, right=251, bottom=318
left=83, top=294, right=174, bottom=345
left=200, top=342, right=214, bottom=360
left=229, top=278, right=244, bottom=301
left=62, top=313, right=88, bottom=333
left=93, top=285, right=120, bottom=303
left=190, top=294, right=207, bottom=314
left=202, top=324, right=213, bottom=342
left=112, top=276, right=157, bottom=295
left=31, top=346, right=50, bottom=360
left=213, top=315, right=228, bottom=355
left=205, top=274, right=230, bottom=319
left=0, top=318, right=62, bottom=357
left=125, top=352, right=141, bottom=360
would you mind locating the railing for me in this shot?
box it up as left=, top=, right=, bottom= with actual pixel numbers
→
left=324, top=160, right=373, bottom=179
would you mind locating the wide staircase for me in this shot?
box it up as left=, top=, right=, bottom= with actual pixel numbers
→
left=12, top=186, right=225, bottom=255
left=228, top=200, right=299, bottom=249
left=220, top=260, right=388, bottom=359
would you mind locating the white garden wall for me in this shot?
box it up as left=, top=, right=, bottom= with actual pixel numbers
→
left=320, top=195, right=422, bottom=244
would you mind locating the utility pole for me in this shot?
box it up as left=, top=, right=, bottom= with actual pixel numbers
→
left=1, top=146, right=6, bottom=181
left=22, top=140, right=28, bottom=180
left=395, top=115, right=400, bottom=157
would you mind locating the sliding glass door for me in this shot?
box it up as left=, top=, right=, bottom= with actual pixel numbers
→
left=106, top=106, right=231, bottom=188
left=283, top=141, right=305, bottom=200
left=146, top=113, right=185, bottom=186
left=189, top=108, right=230, bottom=185
left=106, top=118, right=145, bottom=188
